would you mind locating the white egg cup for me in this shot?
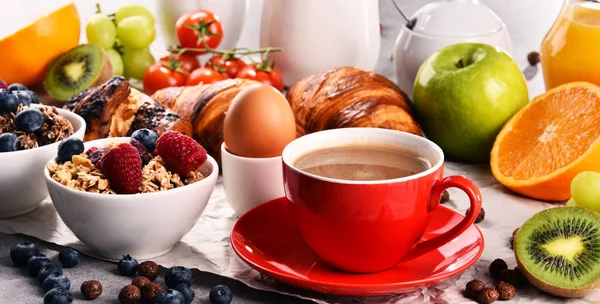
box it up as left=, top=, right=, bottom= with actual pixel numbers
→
left=221, top=143, right=285, bottom=217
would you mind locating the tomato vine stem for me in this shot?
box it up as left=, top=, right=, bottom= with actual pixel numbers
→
left=168, top=46, right=283, bottom=57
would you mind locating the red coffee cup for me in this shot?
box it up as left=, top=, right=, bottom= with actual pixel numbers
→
left=281, top=128, right=482, bottom=273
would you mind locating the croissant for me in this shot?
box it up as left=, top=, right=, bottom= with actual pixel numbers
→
left=67, top=69, right=420, bottom=164
left=65, top=76, right=192, bottom=141
left=286, top=66, right=422, bottom=137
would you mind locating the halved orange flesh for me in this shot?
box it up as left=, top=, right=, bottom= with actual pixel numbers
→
left=491, top=82, right=600, bottom=201
left=0, top=3, right=80, bottom=86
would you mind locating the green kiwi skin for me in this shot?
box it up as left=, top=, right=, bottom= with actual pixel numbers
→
left=44, top=44, right=113, bottom=101
left=514, top=206, right=600, bottom=298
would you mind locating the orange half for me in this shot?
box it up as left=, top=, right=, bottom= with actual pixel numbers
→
left=491, top=82, right=600, bottom=201
left=0, top=3, right=81, bottom=86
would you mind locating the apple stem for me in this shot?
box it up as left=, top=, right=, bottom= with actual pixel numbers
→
left=456, top=58, right=466, bottom=69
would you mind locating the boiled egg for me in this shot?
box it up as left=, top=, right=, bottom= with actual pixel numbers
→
left=223, top=84, right=296, bottom=158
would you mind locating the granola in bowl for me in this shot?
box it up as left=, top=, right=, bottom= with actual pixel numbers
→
left=46, top=129, right=207, bottom=195
left=42, top=135, right=218, bottom=261
left=0, top=105, right=74, bottom=152
left=47, top=154, right=205, bottom=194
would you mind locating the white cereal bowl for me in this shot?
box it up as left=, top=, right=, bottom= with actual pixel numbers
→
left=0, top=105, right=85, bottom=218
left=44, top=137, right=219, bottom=260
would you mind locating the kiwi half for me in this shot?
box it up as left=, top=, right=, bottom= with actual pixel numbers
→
left=514, top=207, right=600, bottom=298
left=44, top=44, right=113, bottom=101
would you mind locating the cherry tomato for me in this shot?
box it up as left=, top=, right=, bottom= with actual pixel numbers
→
left=143, top=62, right=187, bottom=96
left=236, top=64, right=284, bottom=92
left=205, top=55, right=246, bottom=79
left=186, top=67, right=227, bottom=86
left=176, top=10, right=223, bottom=55
left=160, top=54, right=200, bottom=74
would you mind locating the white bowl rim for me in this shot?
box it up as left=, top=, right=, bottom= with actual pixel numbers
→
left=44, top=137, right=219, bottom=200
left=0, top=104, right=86, bottom=156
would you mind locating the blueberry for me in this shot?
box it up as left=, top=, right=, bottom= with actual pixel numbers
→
left=37, top=263, right=63, bottom=284
left=165, top=266, right=194, bottom=288
left=56, top=138, right=84, bottom=163
left=9, top=242, right=40, bottom=267
left=154, top=289, right=185, bottom=304
left=44, top=287, right=72, bottom=304
left=43, top=273, right=71, bottom=293
left=0, top=133, right=19, bottom=152
left=175, top=283, right=195, bottom=304
left=14, top=108, right=44, bottom=133
left=7, top=83, right=28, bottom=91
left=209, top=285, right=233, bottom=304
left=25, top=90, right=40, bottom=104
left=117, top=254, right=139, bottom=276
left=58, top=248, right=80, bottom=268
left=0, top=90, right=19, bottom=113
left=12, top=90, right=31, bottom=106
left=26, top=253, right=50, bottom=277
left=131, top=128, right=158, bottom=152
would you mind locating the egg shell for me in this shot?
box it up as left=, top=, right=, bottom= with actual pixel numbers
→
left=223, top=84, right=296, bottom=158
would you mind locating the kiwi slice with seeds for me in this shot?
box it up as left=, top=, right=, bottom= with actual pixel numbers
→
left=44, top=44, right=113, bottom=101
left=514, top=207, right=600, bottom=298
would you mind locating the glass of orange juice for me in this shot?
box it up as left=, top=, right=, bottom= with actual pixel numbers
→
left=541, top=0, right=600, bottom=90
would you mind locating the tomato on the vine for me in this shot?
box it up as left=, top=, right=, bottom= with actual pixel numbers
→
left=205, top=54, right=246, bottom=79
left=236, top=62, right=284, bottom=92
left=176, top=10, right=223, bottom=55
left=159, top=53, right=200, bottom=74
left=143, top=62, right=188, bottom=96
left=186, top=67, right=227, bottom=86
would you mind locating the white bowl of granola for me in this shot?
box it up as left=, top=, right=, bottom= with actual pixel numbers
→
left=43, top=136, right=219, bottom=260
left=0, top=104, right=85, bottom=218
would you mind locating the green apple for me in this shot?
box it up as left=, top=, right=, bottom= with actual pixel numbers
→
left=413, top=43, right=528, bottom=163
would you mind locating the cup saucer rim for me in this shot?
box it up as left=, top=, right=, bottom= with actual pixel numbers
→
left=230, top=197, right=485, bottom=294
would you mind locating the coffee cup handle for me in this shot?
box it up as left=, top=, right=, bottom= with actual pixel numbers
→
left=402, top=175, right=482, bottom=261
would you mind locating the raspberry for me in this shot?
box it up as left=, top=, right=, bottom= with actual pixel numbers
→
left=100, top=143, right=142, bottom=194
left=130, top=138, right=152, bottom=166
left=155, top=131, right=207, bottom=176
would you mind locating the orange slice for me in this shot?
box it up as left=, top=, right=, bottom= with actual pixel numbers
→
left=0, top=3, right=80, bottom=86
left=490, top=82, right=600, bottom=201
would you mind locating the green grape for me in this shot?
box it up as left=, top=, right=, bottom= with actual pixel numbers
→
left=570, top=171, right=600, bottom=212
left=122, top=47, right=155, bottom=80
left=117, top=16, right=156, bottom=49
left=106, top=49, right=124, bottom=76
left=86, top=14, right=117, bottom=50
left=565, top=198, right=578, bottom=207
left=115, top=4, right=155, bottom=24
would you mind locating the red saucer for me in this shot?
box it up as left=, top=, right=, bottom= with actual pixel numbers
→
left=231, top=197, right=484, bottom=296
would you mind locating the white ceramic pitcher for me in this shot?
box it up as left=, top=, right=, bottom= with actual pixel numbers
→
left=260, top=0, right=381, bottom=86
